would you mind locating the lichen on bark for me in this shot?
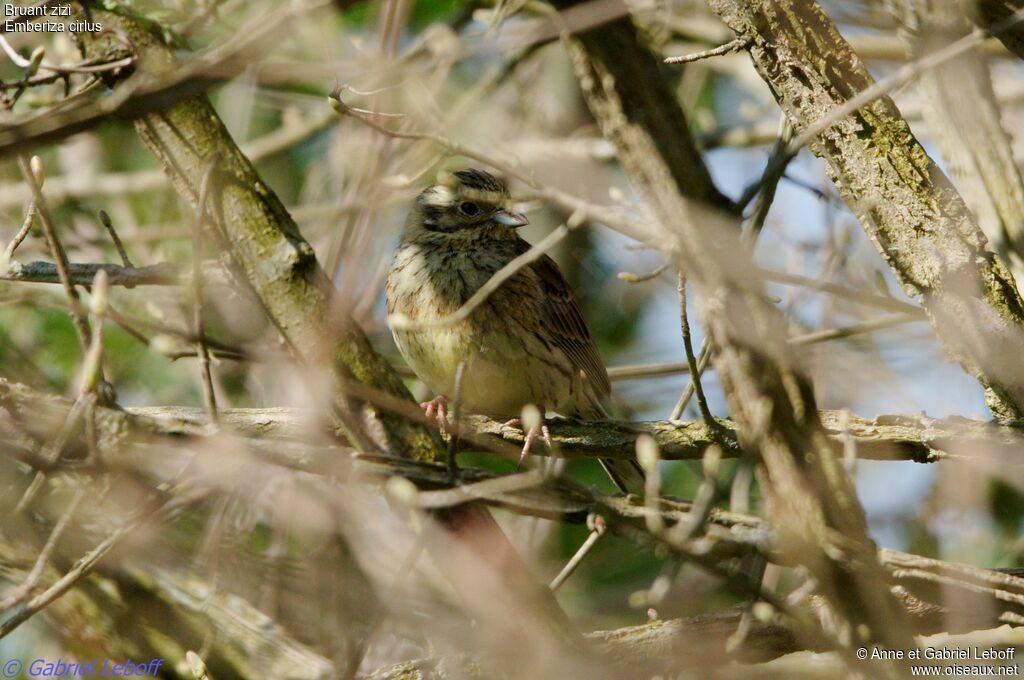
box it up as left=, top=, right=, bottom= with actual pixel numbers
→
left=707, top=0, right=1024, bottom=422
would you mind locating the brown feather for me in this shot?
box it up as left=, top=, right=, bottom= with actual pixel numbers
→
left=519, top=243, right=612, bottom=400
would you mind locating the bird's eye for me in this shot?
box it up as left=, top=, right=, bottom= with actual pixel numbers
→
left=458, top=201, right=480, bottom=216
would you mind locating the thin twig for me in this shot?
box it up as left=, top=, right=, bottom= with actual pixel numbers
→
left=97, top=210, right=134, bottom=268
left=638, top=436, right=665, bottom=534
left=193, top=156, right=222, bottom=425
left=78, top=270, right=108, bottom=398
left=0, top=36, right=133, bottom=76
left=0, top=486, right=86, bottom=609
left=792, top=313, right=918, bottom=344
left=104, top=304, right=248, bottom=360
left=416, top=470, right=547, bottom=509
left=668, top=445, right=728, bottom=543
left=607, top=312, right=917, bottom=381
left=0, top=488, right=206, bottom=638
left=664, top=37, right=750, bottom=64
left=549, top=515, right=606, bottom=591
left=759, top=267, right=923, bottom=315
left=617, top=263, right=669, bottom=283
left=677, top=274, right=716, bottom=427
left=0, top=261, right=186, bottom=286
left=16, top=155, right=92, bottom=351
left=670, top=339, right=712, bottom=421
left=3, top=202, right=36, bottom=262
left=737, top=114, right=794, bottom=219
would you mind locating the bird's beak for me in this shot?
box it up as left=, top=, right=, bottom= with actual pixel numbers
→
left=494, top=209, right=529, bottom=227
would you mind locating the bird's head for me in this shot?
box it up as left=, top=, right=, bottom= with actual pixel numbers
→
left=411, top=168, right=528, bottom=234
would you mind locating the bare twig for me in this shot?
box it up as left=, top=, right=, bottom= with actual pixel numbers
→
left=193, top=155, right=222, bottom=425
left=670, top=339, right=712, bottom=421
left=0, top=486, right=86, bottom=610
left=0, top=35, right=132, bottom=76
left=676, top=274, right=716, bottom=427
left=758, top=267, right=923, bottom=315
left=15, top=155, right=91, bottom=351
left=663, top=37, right=750, bottom=64
left=3, top=202, right=36, bottom=262
left=0, top=261, right=188, bottom=286
left=0, top=488, right=206, bottom=639
left=668, top=445, right=726, bottom=543
left=417, top=470, right=547, bottom=509
left=618, top=263, right=669, bottom=283
left=549, top=515, right=606, bottom=592
left=97, top=210, right=135, bottom=269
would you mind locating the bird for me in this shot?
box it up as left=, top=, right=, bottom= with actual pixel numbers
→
left=385, top=168, right=644, bottom=494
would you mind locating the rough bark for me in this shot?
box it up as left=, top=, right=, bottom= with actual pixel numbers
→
left=64, top=7, right=587, bottom=668
left=552, top=0, right=917, bottom=664
left=706, top=0, right=1024, bottom=422
left=126, top=403, right=1022, bottom=466
left=890, top=2, right=1024, bottom=280
left=9, top=378, right=1020, bottom=472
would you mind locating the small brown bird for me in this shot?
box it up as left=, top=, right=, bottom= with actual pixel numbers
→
left=386, top=168, right=643, bottom=493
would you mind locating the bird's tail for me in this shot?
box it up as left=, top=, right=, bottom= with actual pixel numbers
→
left=574, top=395, right=647, bottom=496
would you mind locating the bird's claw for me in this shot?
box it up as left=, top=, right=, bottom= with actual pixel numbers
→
left=421, top=395, right=450, bottom=434
left=503, top=416, right=553, bottom=468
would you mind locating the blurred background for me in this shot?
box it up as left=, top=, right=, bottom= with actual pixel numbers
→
left=2, top=0, right=1023, bottom=675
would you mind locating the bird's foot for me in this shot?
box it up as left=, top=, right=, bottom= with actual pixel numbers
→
left=421, top=395, right=450, bottom=434
left=503, top=412, right=553, bottom=468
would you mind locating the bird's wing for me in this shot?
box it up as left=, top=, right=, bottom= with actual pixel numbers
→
left=523, top=246, right=612, bottom=399
left=520, top=243, right=645, bottom=494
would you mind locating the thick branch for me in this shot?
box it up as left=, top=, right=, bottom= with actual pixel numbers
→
left=73, top=8, right=438, bottom=461
left=8, top=373, right=1010, bottom=471
left=706, top=0, right=1024, bottom=421
left=103, top=404, right=1024, bottom=467
left=555, top=0, right=916, bottom=662
left=893, top=3, right=1024, bottom=276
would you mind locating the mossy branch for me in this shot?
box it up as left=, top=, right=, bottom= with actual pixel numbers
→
left=73, top=8, right=442, bottom=462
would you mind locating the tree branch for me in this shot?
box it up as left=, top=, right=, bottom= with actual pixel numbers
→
left=1, top=261, right=186, bottom=287
left=707, top=0, right=1024, bottom=421
left=71, top=5, right=587, bottom=660
left=554, top=0, right=917, bottom=665
left=6, top=375, right=1023, bottom=660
